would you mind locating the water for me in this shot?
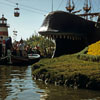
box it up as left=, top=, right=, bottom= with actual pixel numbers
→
left=0, top=65, right=45, bottom=100
left=0, top=65, right=100, bottom=100
left=36, top=82, right=100, bottom=100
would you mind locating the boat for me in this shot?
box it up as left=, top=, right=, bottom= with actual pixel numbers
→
left=38, top=0, right=100, bottom=57
left=0, top=53, right=40, bottom=66
left=28, top=54, right=40, bottom=59
left=11, top=54, right=40, bottom=66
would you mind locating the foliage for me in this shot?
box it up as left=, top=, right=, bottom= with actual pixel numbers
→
left=25, top=34, right=55, bottom=57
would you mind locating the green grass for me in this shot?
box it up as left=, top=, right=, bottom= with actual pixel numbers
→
left=32, top=53, right=100, bottom=90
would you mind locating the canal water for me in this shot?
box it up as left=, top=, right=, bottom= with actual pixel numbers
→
left=0, top=65, right=100, bottom=100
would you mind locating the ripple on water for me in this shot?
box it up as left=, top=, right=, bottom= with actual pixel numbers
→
left=0, top=66, right=100, bottom=100
left=0, top=66, right=45, bottom=100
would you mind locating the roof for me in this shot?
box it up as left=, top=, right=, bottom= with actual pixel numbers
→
left=0, top=14, right=7, bottom=20
left=39, top=11, right=96, bottom=37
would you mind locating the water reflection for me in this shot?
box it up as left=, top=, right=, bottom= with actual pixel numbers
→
left=0, top=65, right=45, bottom=100
left=36, top=81, right=100, bottom=100
left=0, top=65, right=100, bottom=100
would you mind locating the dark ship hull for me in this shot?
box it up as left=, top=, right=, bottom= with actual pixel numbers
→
left=39, top=11, right=100, bottom=57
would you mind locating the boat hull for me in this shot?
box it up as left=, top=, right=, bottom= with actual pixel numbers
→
left=0, top=55, right=40, bottom=66
left=11, top=56, right=40, bottom=66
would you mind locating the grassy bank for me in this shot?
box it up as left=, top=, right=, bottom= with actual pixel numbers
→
left=32, top=53, right=100, bottom=90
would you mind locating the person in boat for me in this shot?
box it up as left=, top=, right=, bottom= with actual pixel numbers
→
left=19, top=39, right=25, bottom=57
left=33, top=45, right=40, bottom=55
left=12, top=41, right=19, bottom=56
left=35, top=45, right=40, bottom=55
left=5, top=37, right=12, bottom=64
left=0, top=36, right=3, bottom=57
left=5, top=37, right=12, bottom=53
left=12, top=41, right=17, bottom=56
left=26, top=45, right=32, bottom=54
left=12, top=40, right=27, bottom=57
left=2, top=39, right=6, bottom=56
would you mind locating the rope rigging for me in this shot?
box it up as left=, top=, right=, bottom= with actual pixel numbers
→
left=56, top=0, right=64, bottom=10
left=0, top=0, right=49, bottom=15
left=0, top=0, right=100, bottom=18
left=5, top=0, right=49, bottom=13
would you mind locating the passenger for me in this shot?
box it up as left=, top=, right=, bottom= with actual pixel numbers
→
left=5, top=37, right=12, bottom=55
left=12, top=47, right=17, bottom=56
left=16, top=42, right=20, bottom=56
left=5, top=37, right=12, bottom=64
left=2, top=39, right=6, bottom=56
left=26, top=45, right=32, bottom=54
left=19, top=39, right=25, bottom=57
left=34, top=45, right=40, bottom=54
left=7, top=49, right=12, bottom=64
left=0, top=36, right=3, bottom=57
left=12, top=41, right=17, bottom=56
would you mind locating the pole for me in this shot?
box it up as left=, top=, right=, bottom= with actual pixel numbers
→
left=69, top=0, right=71, bottom=7
left=52, top=0, right=53, bottom=12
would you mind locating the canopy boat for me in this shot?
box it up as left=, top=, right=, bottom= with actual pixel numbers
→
left=39, top=0, right=100, bottom=57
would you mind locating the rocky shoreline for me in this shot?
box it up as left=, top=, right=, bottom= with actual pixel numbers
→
left=32, top=67, right=100, bottom=90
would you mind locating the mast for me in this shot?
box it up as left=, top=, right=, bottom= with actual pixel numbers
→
left=83, top=0, right=91, bottom=19
left=66, top=0, right=75, bottom=13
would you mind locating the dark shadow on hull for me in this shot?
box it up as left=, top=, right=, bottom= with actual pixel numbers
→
left=54, top=38, right=87, bottom=57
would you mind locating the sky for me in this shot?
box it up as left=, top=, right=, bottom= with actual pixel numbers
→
left=0, top=0, right=100, bottom=42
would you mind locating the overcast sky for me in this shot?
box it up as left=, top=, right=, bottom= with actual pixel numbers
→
left=0, top=0, right=99, bottom=41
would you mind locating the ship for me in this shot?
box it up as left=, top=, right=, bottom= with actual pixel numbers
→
left=38, top=0, right=100, bottom=57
